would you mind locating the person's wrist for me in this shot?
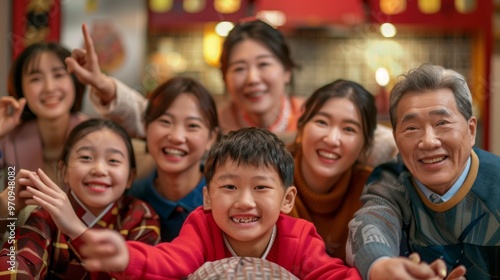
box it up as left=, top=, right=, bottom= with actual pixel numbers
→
left=0, top=191, right=7, bottom=218
left=96, top=75, right=117, bottom=105
left=67, top=223, right=88, bottom=240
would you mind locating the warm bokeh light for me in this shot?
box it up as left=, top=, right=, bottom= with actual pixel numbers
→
left=380, top=0, right=406, bottom=15
left=215, top=21, right=234, bottom=37
left=380, top=23, right=397, bottom=38
left=256, top=10, right=286, bottom=27
left=418, top=0, right=440, bottom=14
left=183, top=0, right=205, bottom=13
left=375, top=67, right=390, bottom=87
left=203, top=24, right=223, bottom=67
left=214, top=0, right=240, bottom=14
left=149, top=0, right=173, bottom=13
left=455, top=0, right=476, bottom=13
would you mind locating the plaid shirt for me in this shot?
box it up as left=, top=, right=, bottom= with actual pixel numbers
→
left=0, top=195, right=160, bottom=279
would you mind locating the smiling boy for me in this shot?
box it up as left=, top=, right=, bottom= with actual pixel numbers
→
left=78, top=127, right=362, bottom=279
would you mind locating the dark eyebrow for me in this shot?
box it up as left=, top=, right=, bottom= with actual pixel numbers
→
left=106, top=148, right=126, bottom=158
left=400, top=109, right=452, bottom=124
left=76, top=146, right=93, bottom=153
left=315, top=111, right=362, bottom=128
left=216, top=173, right=277, bottom=183
left=229, top=54, right=275, bottom=67
left=76, top=146, right=125, bottom=158
left=162, top=112, right=204, bottom=123
left=26, top=65, right=66, bottom=75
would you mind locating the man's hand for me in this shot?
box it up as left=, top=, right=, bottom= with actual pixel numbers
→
left=369, top=253, right=467, bottom=280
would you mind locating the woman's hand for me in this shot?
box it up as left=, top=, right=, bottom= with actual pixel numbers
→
left=0, top=96, right=26, bottom=139
left=65, top=23, right=116, bottom=105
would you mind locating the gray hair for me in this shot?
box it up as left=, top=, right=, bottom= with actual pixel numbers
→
left=389, top=63, right=473, bottom=129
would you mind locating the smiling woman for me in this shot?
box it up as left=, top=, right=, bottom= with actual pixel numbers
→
left=287, top=79, right=377, bottom=262
left=1, top=42, right=86, bottom=182
left=126, top=77, right=220, bottom=242
left=0, top=42, right=87, bottom=239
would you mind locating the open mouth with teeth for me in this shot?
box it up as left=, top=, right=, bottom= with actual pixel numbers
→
left=231, top=217, right=260, bottom=223
left=41, top=96, right=63, bottom=105
left=420, top=156, right=446, bottom=164
left=318, top=150, right=340, bottom=160
left=163, top=148, right=187, bottom=156
left=85, top=183, right=110, bottom=192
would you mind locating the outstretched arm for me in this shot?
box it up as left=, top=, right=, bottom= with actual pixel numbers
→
left=66, top=23, right=147, bottom=138
left=346, top=163, right=411, bottom=278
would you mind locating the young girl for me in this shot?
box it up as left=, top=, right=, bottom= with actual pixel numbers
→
left=0, top=119, right=160, bottom=279
left=127, top=77, right=220, bottom=241
left=287, top=79, right=377, bottom=262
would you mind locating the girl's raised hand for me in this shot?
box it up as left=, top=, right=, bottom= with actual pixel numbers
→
left=26, top=168, right=87, bottom=240
left=65, top=23, right=116, bottom=105
left=0, top=96, right=26, bottom=139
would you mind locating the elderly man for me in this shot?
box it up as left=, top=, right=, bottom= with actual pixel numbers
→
left=347, top=63, right=499, bottom=280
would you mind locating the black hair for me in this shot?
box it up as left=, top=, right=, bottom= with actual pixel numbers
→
left=8, top=42, right=86, bottom=121
left=293, top=79, right=377, bottom=159
left=60, top=119, right=136, bottom=174
left=204, top=127, right=294, bottom=188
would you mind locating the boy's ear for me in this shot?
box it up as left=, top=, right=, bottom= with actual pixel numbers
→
left=280, top=186, right=297, bottom=214
left=202, top=186, right=212, bottom=210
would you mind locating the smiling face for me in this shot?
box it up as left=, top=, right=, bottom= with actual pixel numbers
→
left=146, top=93, right=217, bottom=176
left=224, top=39, right=291, bottom=119
left=394, top=89, right=476, bottom=195
left=21, top=51, right=75, bottom=120
left=63, top=129, right=133, bottom=216
left=203, top=160, right=296, bottom=257
left=298, top=97, right=365, bottom=193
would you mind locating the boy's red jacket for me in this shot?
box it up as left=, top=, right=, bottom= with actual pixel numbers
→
left=118, top=206, right=361, bottom=280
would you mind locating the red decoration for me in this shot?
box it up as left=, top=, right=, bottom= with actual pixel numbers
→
left=11, top=0, right=61, bottom=60
left=254, top=0, right=365, bottom=27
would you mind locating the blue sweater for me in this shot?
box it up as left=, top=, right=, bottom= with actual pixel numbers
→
left=347, top=148, right=500, bottom=280
left=128, top=169, right=205, bottom=242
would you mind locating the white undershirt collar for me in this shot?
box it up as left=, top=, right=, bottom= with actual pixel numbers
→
left=223, top=225, right=277, bottom=259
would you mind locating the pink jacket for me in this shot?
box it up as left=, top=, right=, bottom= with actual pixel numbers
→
left=0, top=113, right=87, bottom=185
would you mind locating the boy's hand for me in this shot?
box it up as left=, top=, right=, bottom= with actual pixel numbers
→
left=65, top=23, right=116, bottom=105
left=25, top=168, right=87, bottom=239
left=0, top=96, right=26, bottom=139
left=80, top=228, right=130, bottom=272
